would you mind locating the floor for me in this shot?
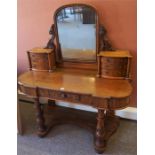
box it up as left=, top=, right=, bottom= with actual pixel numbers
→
left=17, top=103, right=137, bottom=155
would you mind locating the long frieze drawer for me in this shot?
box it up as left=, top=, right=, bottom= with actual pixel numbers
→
left=48, top=90, right=92, bottom=105
left=92, top=97, right=108, bottom=109
left=38, top=88, right=49, bottom=97
left=27, top=48, right=56, bottom=71
left=18, top=85, right=36, bottom=97
left=108, top=97, right=130, bottom=110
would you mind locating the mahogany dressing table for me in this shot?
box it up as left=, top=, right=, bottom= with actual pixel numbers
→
left=18, top=4, right=133, bottom=154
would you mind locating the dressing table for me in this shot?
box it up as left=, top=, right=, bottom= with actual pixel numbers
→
left=18, top=4, right=133, bottom=153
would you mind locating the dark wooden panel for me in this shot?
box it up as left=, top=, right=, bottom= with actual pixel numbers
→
left=48, top=90, right=92, bottom=105
left=109, top=97, right=130, bottom=110
left=92, top=97, right=108, bottom=109
left=98, top=52, right=131, bottom=79
left=30, top=53, right=49, bottom=70
left=27, top=49, right=56, bottom=72
left=19, top=85, right=36, bottom=97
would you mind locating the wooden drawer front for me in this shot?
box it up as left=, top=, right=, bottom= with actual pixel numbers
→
left=101, top=57, right=128, bottom=77
left=19, top=85, right=36, bottom=97
left=92, top=97, right=108, bottom=109
left=80, top=94, right=92, bottom=105
left=101, top=69, right=127, bottom=77
left=48, top=90, right=79, bottom=102
left=109, top=97, right=130, bottom=110
left=38, top=88, right=49, bottom=97
left=48, top=90, right=91, bottom=105
left=30, top=53, right=49, bottom=70
left=92, top=97, right=129, bottom=110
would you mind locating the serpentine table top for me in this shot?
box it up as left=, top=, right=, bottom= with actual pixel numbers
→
left=18, top=68, right=132, bottom=110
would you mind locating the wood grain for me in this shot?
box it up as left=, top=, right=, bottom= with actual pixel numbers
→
left=18, top=69, right=132, bottom=111
left=97, top=51, right=132, bottom=79
left=27, top=48, right=56, bottom=72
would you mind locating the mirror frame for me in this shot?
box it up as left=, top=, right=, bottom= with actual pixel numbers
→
left=46, top=3, right=114, bottom=70
left=54, top=4, right=99, bottom=68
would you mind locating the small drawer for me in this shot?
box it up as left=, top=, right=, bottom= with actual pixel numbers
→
left=101, top=58, right=128, bottom=69
left=98, top=51, right=132, bottom=79
left=101, top=69, right=127, bottom=77
left=30, top=55, right=49, bottom=70
left=27, top=48, right=56, bottom=72
left=56, top=92, right=80, bottom=103
left=92, top=97, right=108, bottom=109
left=30, top=53, right=48, bottom=62
left=109, top=97, right=130, bottom=110
left=48, top=90, right=92, bottom=105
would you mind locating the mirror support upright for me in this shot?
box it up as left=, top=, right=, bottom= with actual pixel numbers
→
left=45, top=24, right=56, bottom=50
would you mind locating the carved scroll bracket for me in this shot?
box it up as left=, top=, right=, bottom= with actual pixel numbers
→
left=45, top=24, right=56, bottom=50
left=99, top=25, right=115, bottom=51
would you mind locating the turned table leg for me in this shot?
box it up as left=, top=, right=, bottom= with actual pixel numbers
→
left=34, top=97, right=47, bottom=137
left=95, top=109, right=106, bottom=154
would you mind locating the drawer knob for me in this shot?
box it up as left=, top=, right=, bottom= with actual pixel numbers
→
left=61, top=93, right=67, bottom=98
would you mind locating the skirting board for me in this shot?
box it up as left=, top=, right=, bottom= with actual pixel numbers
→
left=56, top=101, right=137, bottom=121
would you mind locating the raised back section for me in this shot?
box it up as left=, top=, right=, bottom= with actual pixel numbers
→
left=46, top=3, right=113, bottom=70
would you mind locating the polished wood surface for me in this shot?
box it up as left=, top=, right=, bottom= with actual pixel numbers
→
left=29, top=47, right=53, bottom=53
left=18, top=67, right=132, bottom=153
left=18, top=69, right=132, bottom=99
left=98, top=50, right=132, bottom=57
left=97, top=51, right=132, bottom=79
left=27, top=48, right=56, bottom=72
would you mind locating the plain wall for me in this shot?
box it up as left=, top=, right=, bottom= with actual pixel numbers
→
left=17, top=0, right=137, bottom=107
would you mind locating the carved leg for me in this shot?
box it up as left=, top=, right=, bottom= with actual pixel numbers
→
left=106, top=109, right=120, bottom=133
left=106, top=110, right=115, bottom=117
left=34, top=97, right=47, bottom=137
left=95, top=109, right=106, bottom=154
